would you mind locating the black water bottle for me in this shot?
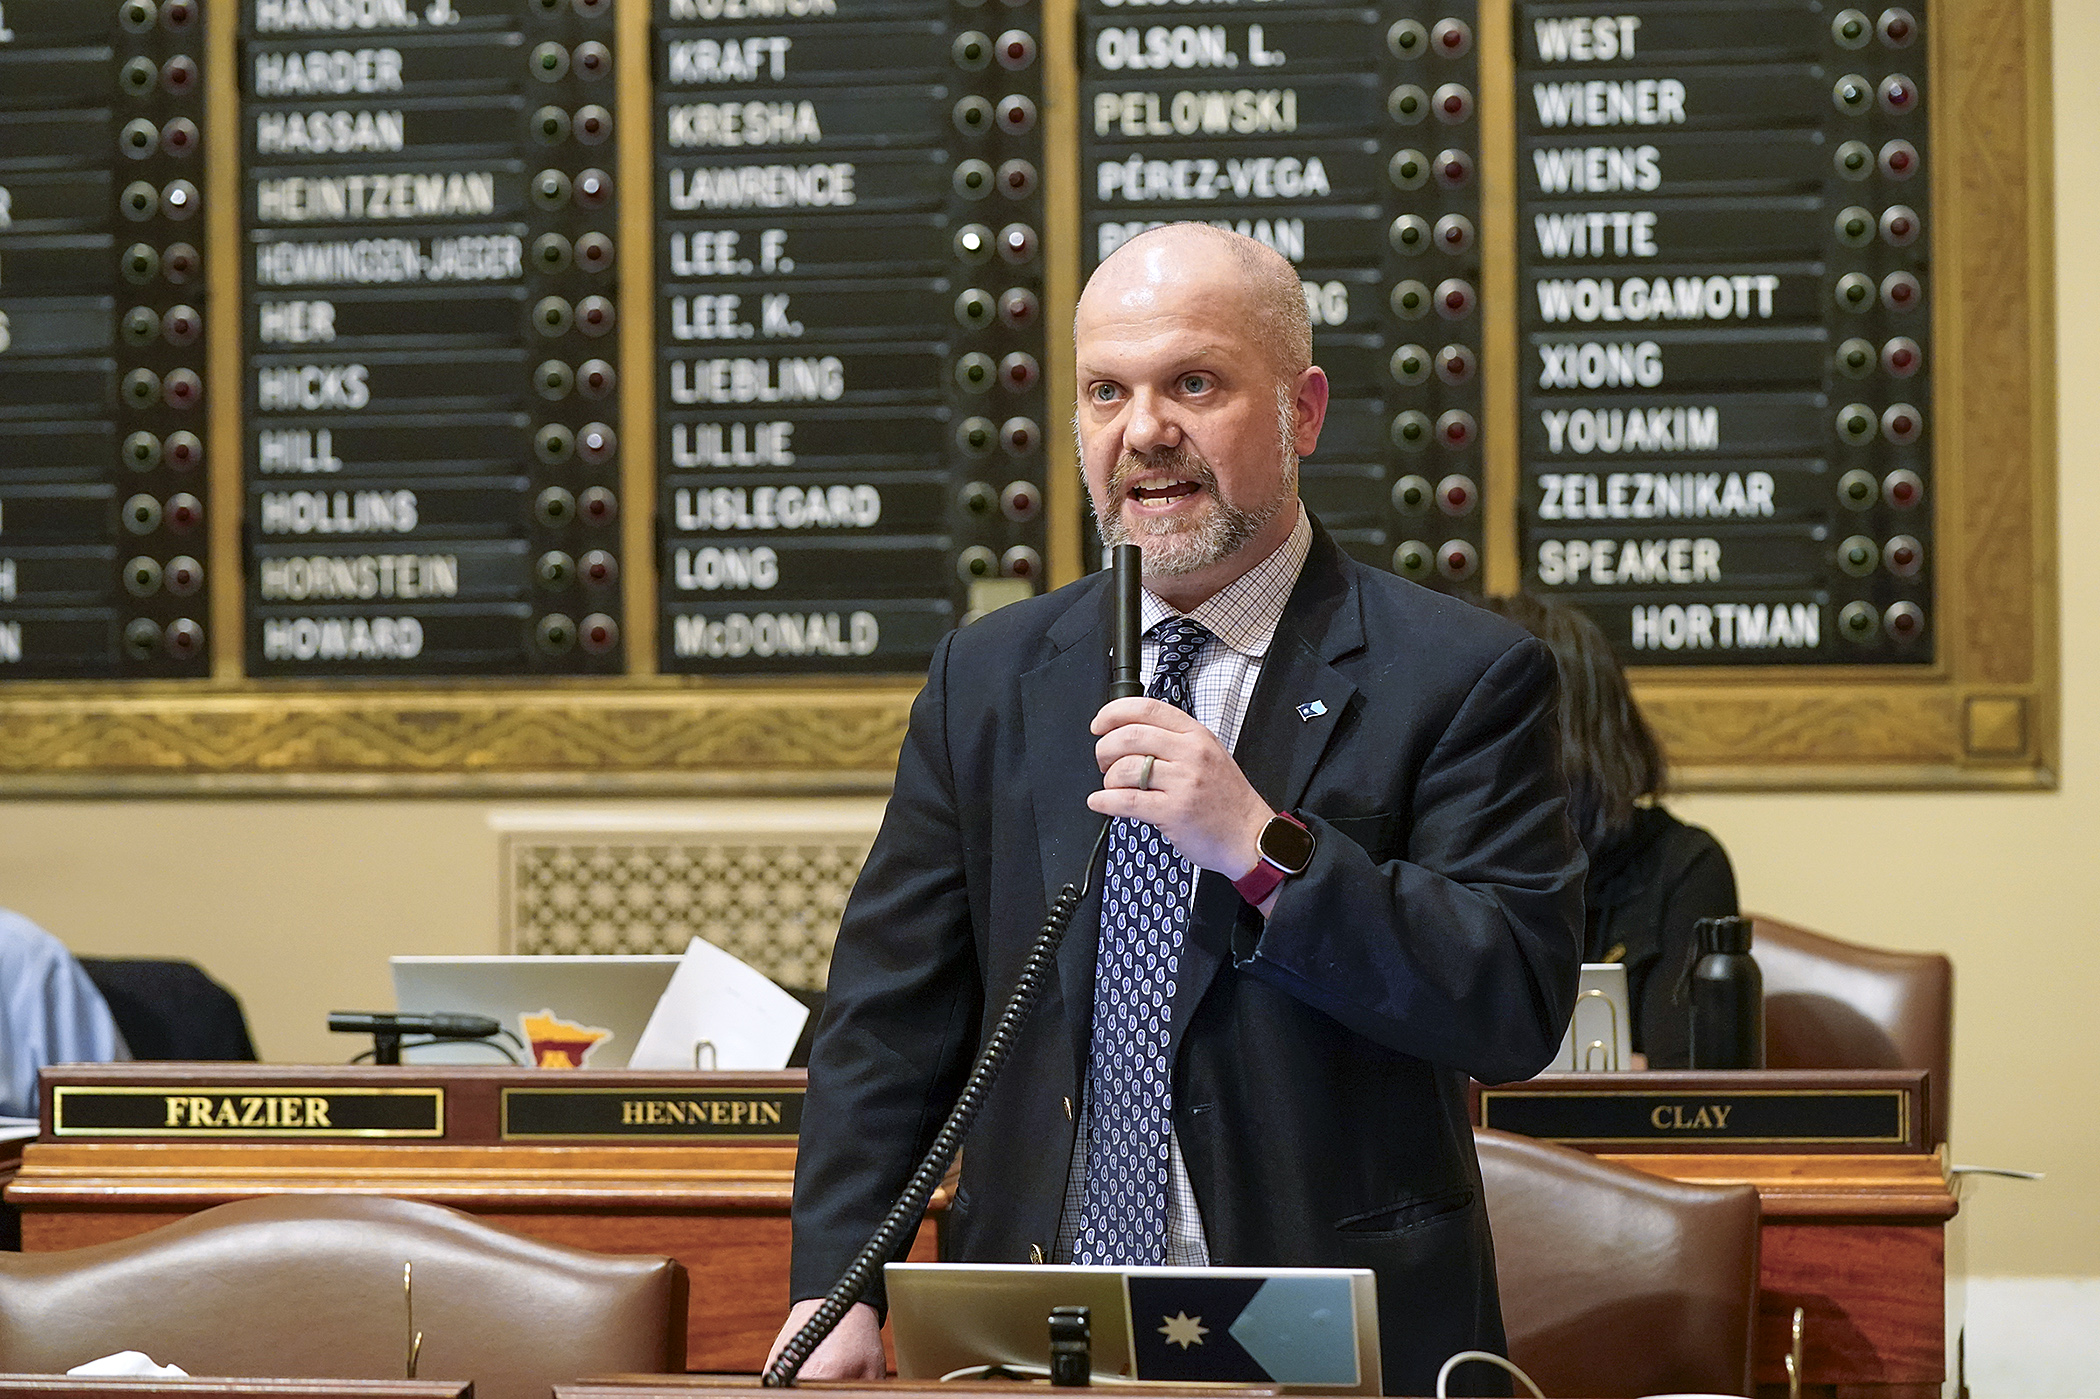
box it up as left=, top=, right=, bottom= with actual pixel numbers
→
left=1690, top=916, right=1765, bottom=1069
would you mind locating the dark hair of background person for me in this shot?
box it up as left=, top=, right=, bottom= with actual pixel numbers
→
left=1479, top=591, right=1664, bottom=847
left=1480, top=592, right=1738, bottom=1068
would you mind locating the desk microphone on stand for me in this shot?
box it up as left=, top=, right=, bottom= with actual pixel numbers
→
left=328, top=1011, right=503, bottom=1066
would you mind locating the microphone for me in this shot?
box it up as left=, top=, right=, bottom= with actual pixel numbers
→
left=329, top=1011, right=502, bottom=1039
left=764, top=549, right=1142, bottom=1385
left=1109, top=542, right=1143, bottom=700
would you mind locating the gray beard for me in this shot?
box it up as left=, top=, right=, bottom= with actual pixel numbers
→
left=1092, top=447, right=1298, bottom=577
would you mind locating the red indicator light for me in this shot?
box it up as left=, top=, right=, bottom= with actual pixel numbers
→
left=1434, top=344, right=1475, bottom=384
left=998, top=96, right=1037, bottom=135
left=998, top=159, right=1038, bottom=198
left=1434, top=83, right=1473, bottom=122
left=999, top=289, right=1039, bottom=327
left=1437, top=473, right=1477, bottom=516
left=162, top=306, right=200, bottom=345
left=577, top=295, right=615, bottom=335
left=1437, top=279, right=1475, bottom=318
left=1000, top=352, right=1039, bottom=392
left=1001, top=417, right=1039, bottom=454
left=1431, top=18, right=1472, bottom=57
left=997, top=30, right=1036, bottom=69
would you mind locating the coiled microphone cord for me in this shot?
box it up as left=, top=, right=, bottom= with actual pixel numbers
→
left=762, top=817, right=1114, bottom=1386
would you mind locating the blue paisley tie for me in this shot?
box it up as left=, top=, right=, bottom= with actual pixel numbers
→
left=1073, top=616, right=1211, bottom=1266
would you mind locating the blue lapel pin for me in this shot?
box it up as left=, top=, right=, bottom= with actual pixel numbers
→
left=1296, top=700, right=1327, bottom=721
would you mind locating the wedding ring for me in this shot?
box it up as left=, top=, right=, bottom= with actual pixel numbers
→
left=1137, top=754, right=1156, bottom=791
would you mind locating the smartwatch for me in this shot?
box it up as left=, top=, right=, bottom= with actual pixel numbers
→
left=1231, top=812, right=1315, bottom=906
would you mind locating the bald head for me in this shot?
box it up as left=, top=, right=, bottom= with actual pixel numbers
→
left=1080, top=224, right=1312, bottom=377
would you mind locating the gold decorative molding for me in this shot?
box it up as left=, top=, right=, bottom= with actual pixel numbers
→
left=0, top=685, right=916, bottom=794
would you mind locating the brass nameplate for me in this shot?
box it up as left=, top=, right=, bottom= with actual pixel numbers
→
left=1477, top=1086, right=1910, bottom=1147
left=49, top=1086, right=445, bottom=1139
left=501, top=1086, right=803, bottom=1141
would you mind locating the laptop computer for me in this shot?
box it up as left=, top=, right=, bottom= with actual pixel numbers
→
left=886, top=1262, right=1380, bottom=1393
left=389, top=955, right=681, bottom=1068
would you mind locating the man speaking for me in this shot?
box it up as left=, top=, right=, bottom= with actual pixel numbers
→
left=773, top=224, right=1584, bottom=1394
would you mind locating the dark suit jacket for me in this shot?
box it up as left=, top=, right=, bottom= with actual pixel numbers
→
left=792, top=523, right=1585, bottom=1396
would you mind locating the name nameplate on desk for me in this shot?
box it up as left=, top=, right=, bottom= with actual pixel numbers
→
left=49, top=1086, right=446, bottom=1139
left=500, top=1086, right=803, bottom=1141
left=1474, top=1070, right=1927, bottom=1152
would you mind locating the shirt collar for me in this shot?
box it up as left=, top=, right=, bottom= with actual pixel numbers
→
left=1140, top=504, right=1312, bottom=659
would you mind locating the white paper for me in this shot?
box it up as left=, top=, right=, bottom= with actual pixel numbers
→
left=627, top=936, right=809, bottom=1071
left=68, top=1352, right=189, bottom=1378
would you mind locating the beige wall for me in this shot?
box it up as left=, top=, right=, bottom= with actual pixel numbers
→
left=2, top=2, right=2093, bottom=1284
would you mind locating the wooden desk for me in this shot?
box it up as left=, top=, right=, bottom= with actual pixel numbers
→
left=0, top=1382, right=468, bottom=1399
left=1477, top=1072, right=1955, bottom=1399
left=1604, top=1151, right=1955, bottom=1399
left=11, top=1067, right=1956, bottom=1397
left=7, top=1140, right=937, bottom=1375
left=559, top=1380, right=1282, bottom=1398
left=6, top=1067, right=938, bottom=1374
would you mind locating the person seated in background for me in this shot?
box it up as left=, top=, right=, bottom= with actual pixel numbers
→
left=1481, top=594, right=1738, bottom=1069
left=0, top=909, right=130, bottom=1118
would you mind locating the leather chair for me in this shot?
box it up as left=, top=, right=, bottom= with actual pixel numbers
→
left=0, top=1195, right=687, bottom=1399
left=1477, top=1127, right=1761, bottom=1398
left=1752, top=914, right=1954, bottom=1146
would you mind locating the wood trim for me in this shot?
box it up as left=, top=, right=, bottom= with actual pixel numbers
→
left=0, top=684, right=915, bottom=794
left=1601, top=1151, right=1958, bottom=1220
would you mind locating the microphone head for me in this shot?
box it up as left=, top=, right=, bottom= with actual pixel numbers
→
left=328, top=1010, right=502, bottom=1040
left=1110, top=544, right=1145, bottom=700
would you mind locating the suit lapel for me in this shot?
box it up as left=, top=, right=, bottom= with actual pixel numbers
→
left=1020, top=579, right=1115, bottom=1077
left=1167, top=527, right=1364, bottom=1067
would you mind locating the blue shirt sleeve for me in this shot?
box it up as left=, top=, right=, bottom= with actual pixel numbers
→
left=0, top=909, right=130, bottom=1117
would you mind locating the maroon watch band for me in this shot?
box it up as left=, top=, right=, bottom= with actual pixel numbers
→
left=1232, top=812, right=1313, bottom=905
